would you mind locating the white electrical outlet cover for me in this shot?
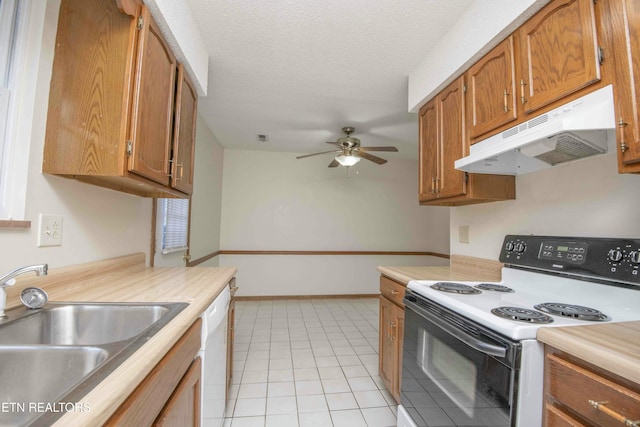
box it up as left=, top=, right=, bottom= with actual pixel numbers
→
left=38, top=214, right=63, bottom=247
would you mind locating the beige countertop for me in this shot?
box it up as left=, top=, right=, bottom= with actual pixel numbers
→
left=5, top=253, right=236, bottom=427
left=537, top=321, right=640, bottom=386
left=378, top=255, right=504, bottom=285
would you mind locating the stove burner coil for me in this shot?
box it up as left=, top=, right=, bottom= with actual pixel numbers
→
left=430, top=282, right=482, bottom=294
left=474, top=283, right=514, bottom=293
left=534, top=303, right=610, bottom=321
left=491, top=306, right=554, bottom=323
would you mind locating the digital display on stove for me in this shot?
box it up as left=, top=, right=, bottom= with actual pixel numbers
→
left=539, top=241, right=588, bottom=264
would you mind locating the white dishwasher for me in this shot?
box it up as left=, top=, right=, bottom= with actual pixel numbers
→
left=200, top=284, right=230, bottom=427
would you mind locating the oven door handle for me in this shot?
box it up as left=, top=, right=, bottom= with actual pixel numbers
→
left=404, top=298, right=507, bottom=358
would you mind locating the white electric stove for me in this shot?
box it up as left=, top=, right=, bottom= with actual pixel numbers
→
left=398, top=235, right=640, bottom=427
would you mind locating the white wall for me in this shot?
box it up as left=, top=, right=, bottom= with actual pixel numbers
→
left=450, top=153, right=640, bottom=260
left=0, top=0, right=152, bottom=274
left=218, top=150, right=450, bottom=296
left=153, top=116, right=225, bottom=267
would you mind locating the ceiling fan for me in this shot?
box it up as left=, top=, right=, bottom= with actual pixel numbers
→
left=296, top=127, right=399, bottom=167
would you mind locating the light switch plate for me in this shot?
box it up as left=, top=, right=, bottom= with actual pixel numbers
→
left=459, top=226, right=470, bottom=244
left=37, top=214, right=63, bottom=247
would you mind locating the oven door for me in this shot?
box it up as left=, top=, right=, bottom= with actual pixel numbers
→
left=401, top=292, right=519, bottom=427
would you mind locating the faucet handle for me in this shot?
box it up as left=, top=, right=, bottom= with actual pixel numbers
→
left=0, top=278, right=16, bottom=288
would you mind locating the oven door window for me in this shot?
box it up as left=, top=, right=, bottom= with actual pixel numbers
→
left=403, top=308, right=513, bottom=427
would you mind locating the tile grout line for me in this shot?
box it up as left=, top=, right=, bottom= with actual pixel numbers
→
left=223, top=298, right=397, bottom=427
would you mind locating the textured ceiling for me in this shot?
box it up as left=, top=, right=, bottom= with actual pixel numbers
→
left=187, top=0, right=473, bottom=160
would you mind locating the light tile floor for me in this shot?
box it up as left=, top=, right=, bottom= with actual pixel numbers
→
left=223, top=298, right=397, bottom=427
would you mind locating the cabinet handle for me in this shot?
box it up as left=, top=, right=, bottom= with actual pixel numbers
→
left=618, top=117, right=629, bottom=153
left=431, top=178, right=437, bottom=194
left=390, top=322, right=396, bottom=340
left=503, top=89, right=510, bottom=112
left=390, top=290, right=400, bottom=295
left=588, top=400, right=640, bottom=427
left=520, top=79, right=527, bottom=105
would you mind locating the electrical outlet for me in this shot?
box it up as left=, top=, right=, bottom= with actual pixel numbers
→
left=459, top=226, right=470, bottom=244
left=38, top=214, right=63, bottom=247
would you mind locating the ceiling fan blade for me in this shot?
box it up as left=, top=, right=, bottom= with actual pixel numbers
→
left=328, top=159, right=339, bottom=168
left=325, top=141, right=343, bottom=147
left=359, top=146, right=398, bottom=152
left=296, top=150, right=339, bottom=159
left=356, top=151, right=387, bottom=165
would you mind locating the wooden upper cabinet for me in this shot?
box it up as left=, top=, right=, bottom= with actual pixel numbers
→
left=128, top=7, right=177, bottom=186
left=418, top=99, right=438, bottom=202
left=418, top=76, right=515, bottom=206
left=467, top=36, right=518, bottom=139
left=437, top=79, right=467, bottom=199
left=171, top=65, right=198, bottom=194
left=519, top=0, right=601, bottom=114
left=607, top=0, right=640, bottom=172
left=418, top=78, right=466, bottom=203
left=43, top=0, right=196, bottom=198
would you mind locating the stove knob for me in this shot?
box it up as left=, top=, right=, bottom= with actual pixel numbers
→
left=630, top=250, right=640, bottom=264
left=515, top=242, right=526, bottom=253
left=608, top=249, right=623, bottom=263
left=505, top=242, right=515, bottom=252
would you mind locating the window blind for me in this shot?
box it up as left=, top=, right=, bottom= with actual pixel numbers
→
left=161, top=198, right=189, bottom=254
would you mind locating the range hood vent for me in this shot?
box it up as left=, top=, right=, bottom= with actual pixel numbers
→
left=455, top=85, right=616, bottom=175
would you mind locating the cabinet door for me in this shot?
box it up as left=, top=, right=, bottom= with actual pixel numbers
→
left=520, top=0, right=601, bottom=113
left=154, top=357, right=201, bottom=427
left=609, top=0, right=640, bottom=171
left=171, top=65, right=198, bottom=194
left=544, top=403, right=586, bottom=427
left=392, top=302, right=404, bottom=403
left=379, top=296, right=396, bottom=394
left=129, top=6, right=177, bottom=186
left=437, top=77, right=467, bottom=199
left=379, top=296, right=403, bottom=403
left=418, top=99, right=439, bottom=202
left=468, top=36, right=518, bottom=139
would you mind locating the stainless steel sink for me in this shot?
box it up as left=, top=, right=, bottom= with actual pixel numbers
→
left=0, top=345, right=109, bottom=426
left=0, top=302, right=188, bottom=426
left=0, top=303, right=173, bottom=345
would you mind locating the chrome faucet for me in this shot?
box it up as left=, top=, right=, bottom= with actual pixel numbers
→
left=0, top=264, right=48, bottom=318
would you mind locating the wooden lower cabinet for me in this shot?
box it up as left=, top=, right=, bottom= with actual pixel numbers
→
left=155, top=357, right=201, bottom=426
left=106, top=319, right=202, bottom=426
left=379, top=276, right=405, bottom=403
left=544, top=346, right=640, bottom=426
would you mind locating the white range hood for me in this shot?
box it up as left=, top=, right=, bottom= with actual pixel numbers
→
left=455, top=84, right=616, bottom=175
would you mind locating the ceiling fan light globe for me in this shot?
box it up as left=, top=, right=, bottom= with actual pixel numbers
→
left=335, top=154, right=361, bottom=167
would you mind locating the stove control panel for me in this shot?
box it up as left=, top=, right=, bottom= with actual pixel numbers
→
left=539, top=241, right=588, bottom=264
left=500, top=235, right=640, bottom=286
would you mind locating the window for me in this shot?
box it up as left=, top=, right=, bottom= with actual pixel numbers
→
left=161, top=198, right=190, bottom=254
left=0, top=0, right=19, bottom=217
left=0, top=0, right=47, bottom=220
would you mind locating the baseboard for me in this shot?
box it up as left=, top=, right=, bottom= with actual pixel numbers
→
left=235, top=294, right=379, bottom=301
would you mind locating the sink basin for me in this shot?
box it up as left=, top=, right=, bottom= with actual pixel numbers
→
left=0, top=302, right=188, bottom=426
left=0, top=303, right=173, bottom=345
left=0, top=345, right=109, bottom=426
